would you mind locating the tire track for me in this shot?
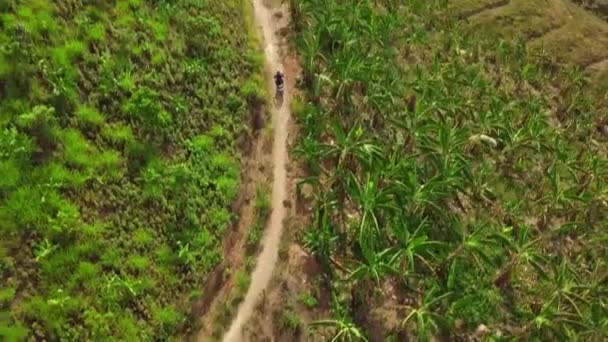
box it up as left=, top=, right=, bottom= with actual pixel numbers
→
left=221, top=0, right=296, bottom=341
left=457, top=0, right=511, bottom=20
left=525, top=22, right=566, bottom=44
left=584, top=56, right=608, bottom=71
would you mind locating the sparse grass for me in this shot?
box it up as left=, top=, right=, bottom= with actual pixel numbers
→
left=263, top=117, right=274, bottom=141
left=235, top=270, right=251, bottom=300
left=298, top=291, right=318, bottom=309
left=254, top=184, right=271, bottom=219
left=246, top=184, right=272, bottom=254
left=281, top=309, right=302, bottom=332
left=209, top=266, right=253, bottom=340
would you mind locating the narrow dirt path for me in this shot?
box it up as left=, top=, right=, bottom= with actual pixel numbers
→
left=221, top=0, right=293, bottom=340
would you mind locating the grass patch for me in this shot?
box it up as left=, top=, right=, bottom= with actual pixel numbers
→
left=0, top=0, right=263, bottom=340
left=246, top=184, right=272, bottom=254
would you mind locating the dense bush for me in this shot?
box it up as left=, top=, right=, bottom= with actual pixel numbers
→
left=0, top=0, right=261, bottom=339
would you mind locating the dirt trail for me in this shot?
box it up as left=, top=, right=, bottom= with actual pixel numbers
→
left=221, top=0, right=292, bottom=340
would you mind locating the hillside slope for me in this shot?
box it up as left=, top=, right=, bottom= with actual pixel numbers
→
left=0, top=0, right=262, bottom=340
left=242, top=0, right=608, bottom=340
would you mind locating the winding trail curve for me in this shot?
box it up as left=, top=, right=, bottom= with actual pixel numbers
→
left=222, top=0, right=292, bottom=340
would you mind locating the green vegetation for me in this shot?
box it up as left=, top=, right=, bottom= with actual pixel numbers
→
left=281, top=309, right=302, bottom=333
left=297, top=291, right=318, bottom=309
left=210, top=267, right=253, bottom=340
left=246, top=185, right=272, bottom=253
left=291, top=0, right=608, bottom=340
left=0, top=0, right=262, bottom=340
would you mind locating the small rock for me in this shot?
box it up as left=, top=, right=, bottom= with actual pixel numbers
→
left=475, top=324, right=490, bottom=336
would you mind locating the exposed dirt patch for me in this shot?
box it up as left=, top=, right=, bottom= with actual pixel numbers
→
left=586, top=57, right=608, bottom=72
left=189, top=110, right=273, bottom=340
left=217, top=0, right=303, bottom=340
left=242, top=241, right=321, bottom=342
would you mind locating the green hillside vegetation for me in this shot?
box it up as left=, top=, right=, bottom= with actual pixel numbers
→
left=453, top=0, right=608, bottom=84
left=290, top=0, right=608, bottom=340
left=0, top=0, right=262, bottom=340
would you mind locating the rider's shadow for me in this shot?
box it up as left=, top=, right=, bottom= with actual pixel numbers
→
left=274, top=91, right=284, bottom=108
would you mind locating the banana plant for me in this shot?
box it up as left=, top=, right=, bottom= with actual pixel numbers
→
left=347, top=236, right=399, bottom=286
left=401, top=285, right=451, bottom=340
left=417, top=117, right=469, bottom=183
left=303, top=188, right=339, bottom=268
left=491, top=225, right=549, bottom=284
left=319, top=119, right=382, bottom=175
left=310, top=318, right=368, bottom=342
left=297, top=31, right=326, bottom=97
left=389, top=216, right=444, bottom=274
left=347, top=170, right=397, bottom=241
left=441, top=223, right=499, bottom=271
left=545, top=261, right=591, bottom=321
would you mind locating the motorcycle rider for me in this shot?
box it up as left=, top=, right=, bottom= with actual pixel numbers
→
left=274, top=71, right=285, bottom=92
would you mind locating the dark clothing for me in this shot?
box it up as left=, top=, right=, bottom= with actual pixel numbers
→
left=274, top=72, right=285, bottom=86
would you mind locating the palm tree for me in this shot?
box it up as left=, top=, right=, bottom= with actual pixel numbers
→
left=578, top=301, right=608, bottom=340
left=545, top=261, right=591, bottom=323
left=393, top=169, right=450, bottom=218
left=318, top=120, right=384, bottom=228
left=295, top=133, right=330, bottom=175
